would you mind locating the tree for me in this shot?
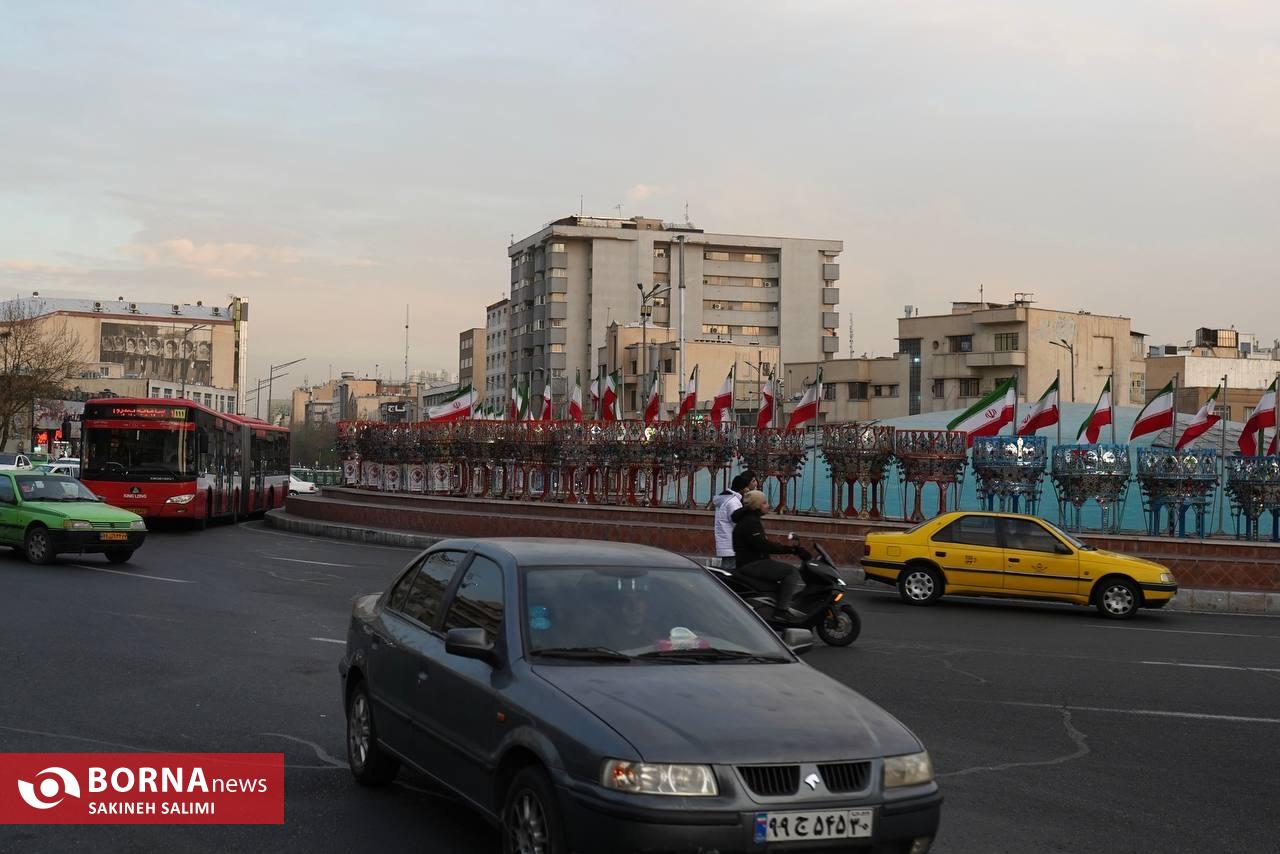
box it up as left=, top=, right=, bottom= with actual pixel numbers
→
left=290, top=420, right=339, bottom=467
left=0, top=299, right=85, bottom=450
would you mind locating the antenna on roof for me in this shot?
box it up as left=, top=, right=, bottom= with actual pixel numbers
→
left=404, top=304, right=410, bottom=385
left=615, top=203, right=622, bottom=217
left=684, top=200, right=689, bottom=222
left=979, top=283, right=984, bottom=304
left=580, top=194, right=583, bottom=215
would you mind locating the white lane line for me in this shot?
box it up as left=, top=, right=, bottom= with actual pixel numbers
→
left=311, top=637, right=345, bottom=645
left=267, top=556, right=353, bottom=568
left=998, top=701, right=1280, bottom=725
left=67, top=564, right=193, bottom=584
left=1089, top=625, right=1280, bottom=640
left=1140, top=660, right=1280, bottom=674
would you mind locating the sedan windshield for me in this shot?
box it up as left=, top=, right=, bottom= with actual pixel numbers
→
left=0, top=454, right=19, bottom=465
left=524, top=566, right=790, bottom=662
left=15, top=475, right=100, bottom=502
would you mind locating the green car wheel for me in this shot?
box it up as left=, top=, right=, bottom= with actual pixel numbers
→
left=24, top=526, right=55, bottom=565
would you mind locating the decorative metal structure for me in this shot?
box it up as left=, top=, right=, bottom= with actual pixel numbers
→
left=1135, top=448, right=1219, bottom=538
left=971, top=436, right=1047, bottom=515
left=893, top=430, right=967, bottom=522
left=820, top=424, right=895, bottom=518
left=736, top=428, right=810, bottom=512
left=1224, top=455, right=1280, bottom=542
left=1050, top=444, right=1131, bottom=533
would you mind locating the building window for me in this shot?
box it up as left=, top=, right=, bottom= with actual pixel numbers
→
left=549, top=267, right=567, bottom=278
left=705, top=250, right=730, bottom=261
left=848, top=382, right=868, bottom=400
left=702, top=324, right=730, bottom=335
left=994, top=333, right=1019, bottom=351
left=629, top=361, right=638, bottom=375
left=663, top=359, right=673, bottom=372
left=163, top=388, right=173, bottom=398
left=549, top=242, right=565, bottom=253
left=151, top=386, right=161, bottom=397
left=899, top=338, right=922, bottom=415
left=959, top=378, right=980, bottom=397
left=822, top=383, right=836, bottom=401
left=949, top=335, right=973, bottom=353
left=654, top=246, right=667, bottom=258
left=931, top=379, right=945, bottom=399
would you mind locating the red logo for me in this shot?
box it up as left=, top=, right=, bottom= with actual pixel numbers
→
left=0, top=754, right=284, bottom=824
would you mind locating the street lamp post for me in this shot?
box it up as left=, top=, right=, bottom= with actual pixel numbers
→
left=178, top=324, right=208, bottom=400
left=264, top=358, right=305, bottom=424
left=636, top=282, right=671, bottom=417
left=1050, top=338, right=1076, bottom=402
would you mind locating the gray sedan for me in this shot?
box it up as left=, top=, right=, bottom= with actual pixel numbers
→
left=339, top=538, right=942, bottom=853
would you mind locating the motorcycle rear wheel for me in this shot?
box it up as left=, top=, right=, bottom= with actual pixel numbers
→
left=816, top=603, right=861, bottom=646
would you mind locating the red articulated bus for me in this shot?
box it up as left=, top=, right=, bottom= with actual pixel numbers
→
left=80, top=397, right=290, bottom=524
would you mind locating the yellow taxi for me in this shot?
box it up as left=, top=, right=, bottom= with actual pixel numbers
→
left=862, top=511, right=1177, bottom=619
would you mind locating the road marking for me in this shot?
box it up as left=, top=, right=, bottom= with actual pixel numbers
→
left=67, top=564, right=192, bottom=584
left=267, top=556, right=353, bottom=568
left=1089, top=625, right=1280, bottom=640
left=240, top=524, right=415, bottom=551
left=311, top=637, right=345, bottom=645
left=1140, top=660, right=1280, bottom=674
left=998, top=701, right=1280, bottom=725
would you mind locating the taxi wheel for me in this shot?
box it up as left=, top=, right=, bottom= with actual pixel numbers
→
left=23, top=526, right=55, bottom=566
left=1095, top=578, right=1141, bottom=619
left=503, top=766, right=567, bottom=854
left=898, top=565, right=943, bottom=606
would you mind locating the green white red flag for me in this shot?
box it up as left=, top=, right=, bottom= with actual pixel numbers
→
left=569, top=369, right=584, bottom=422
left=1129, top=380, right=1174, bottom=441
left=1075, top=378, right=1112, bottom=444
left=602, top=370, right=621, bottom=421
left=756, top=371, right=776, bottom=430
left=644, top=371, right=661, bottom=424
left=947, top=377, right=1016, bottom=447
left=1238, top=378, right=1277, bottom=456
left=785, top=367, right=823, bottom=431
left=1016, top=378, right=1059, bottom=436
left=676, top=365, right=698, bottom=421
left=427, top=385, right=478, bottom=423
left=1174, top=385, right=1221, bottom=450
left=710, top=367, right=734, bottom=427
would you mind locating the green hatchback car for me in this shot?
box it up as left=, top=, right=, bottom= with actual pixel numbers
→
left=0, top=472, right=147, bottom=565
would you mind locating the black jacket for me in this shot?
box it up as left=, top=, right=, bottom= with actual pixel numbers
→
left=730, top=507, right=793, bottom=568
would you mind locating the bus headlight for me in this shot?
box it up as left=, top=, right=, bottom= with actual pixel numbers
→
left=165, top=494, right=196, bottom=505
left=63, top=519, right=93, bottom=531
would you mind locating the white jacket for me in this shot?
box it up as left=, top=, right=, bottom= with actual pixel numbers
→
left=711, top=489, right=743, bottom=557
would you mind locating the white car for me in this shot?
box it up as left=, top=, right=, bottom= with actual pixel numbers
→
left=36, top=462, right=81, bottom=478
left=289, top=474, right=318, bottom=495
left=0, top=453, right=32, bottom=471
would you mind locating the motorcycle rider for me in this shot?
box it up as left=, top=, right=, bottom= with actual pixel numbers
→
left=731, top=489, right=805, bottom=622
left=712, top=470, right=757, bottom=571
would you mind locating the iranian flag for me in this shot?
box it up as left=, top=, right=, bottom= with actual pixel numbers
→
left=1075, top=379, right=1113, bottom=444
left=1129, top=380, right=1175, bottom=442
left=508, top=379, right=523, bottom=421
left=427, top=385, right=478, bottom=423
left=644, top=371, right=662, bottom=424
left=676, top=365, right=698, bottom=421
left=539, top=381, right=553, bottom=421
left=756, top=372, right=776, bottom=430
left=1016, top=378, right=1059, bottom=436
left=1269, top=431, right=1278, bottom=456
left=1174, top=385, right=1222, bottom=450
left=1238, top=378, right=1277, bottom=456
left=589, top=373, right=600, bottom=417
left=601, top=370, right=621, bottom=421
left=568, top=369, right=584, bottom=422
left=785, top=367, right=824, bottom=431
left=710, top=366, right=734, bottom=427
left=947, top=377, right=1016, bottom=447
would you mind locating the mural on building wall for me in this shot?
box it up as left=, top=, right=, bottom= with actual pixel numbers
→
left=98, top=323, right=213, bottom=385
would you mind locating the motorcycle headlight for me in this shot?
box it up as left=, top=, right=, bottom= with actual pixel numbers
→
left=602, top=760, right=718, bottom=796
left=883, top=751, right=933, bottom=788
left=165, top=494, right=196, bottom=505
left=129, top=519, right=146, bottom=530
left=63, top=519, right=93, bottom=531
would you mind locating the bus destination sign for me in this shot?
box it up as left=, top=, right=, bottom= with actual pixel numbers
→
left=103, top=405, right=188, bottom=420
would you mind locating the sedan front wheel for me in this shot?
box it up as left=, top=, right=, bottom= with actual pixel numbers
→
left=503, top=766, right=567, bottom=854
left=1096, top=578, right=1141, bottom=620
left=23, top=526, right=55, bottom=566
left=346, top=682, right=399, bottom=785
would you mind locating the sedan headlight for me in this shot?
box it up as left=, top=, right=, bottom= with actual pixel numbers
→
left=602, top=760, right=718, bottom=796
left=63, top=519, right=93, bottom=531
left=165, top=494, right=196, bottom=505
left=1159, top=572, right=1175, bottom=584
left=883, top=751, right=933, bottom=788
left=129, top=520, right=146, bottom=530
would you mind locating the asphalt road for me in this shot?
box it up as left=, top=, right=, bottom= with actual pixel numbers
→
left=1, top=522, right=1277, bottom=853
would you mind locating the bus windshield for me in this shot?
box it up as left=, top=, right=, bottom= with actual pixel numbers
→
left=83, top=427, right=196, bottom=480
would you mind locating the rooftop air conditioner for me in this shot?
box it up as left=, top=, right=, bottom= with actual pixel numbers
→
left=172, top=304, right=181, bottom=314
left=93, top=301, right=102, bottom=312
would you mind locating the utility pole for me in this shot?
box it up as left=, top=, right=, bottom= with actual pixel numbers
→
left=676, top=234, right=686, bottom=404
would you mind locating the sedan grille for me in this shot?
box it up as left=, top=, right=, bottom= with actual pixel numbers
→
left=90, top=521, right=134, bottom=530
left=818, top=761, right=871, bottom=793
left=738, top=765, right=799, bottom=797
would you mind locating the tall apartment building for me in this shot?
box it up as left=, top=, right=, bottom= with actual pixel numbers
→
left=507, top=215, right=842, bottom=404
left=896, top=296, right=1146, bottom=416
left=458, top=327, right=485, bottom=395
left=483, top=298, right=510, bottom=413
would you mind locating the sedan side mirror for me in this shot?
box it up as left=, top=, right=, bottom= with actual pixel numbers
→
left=445, top=627, right=501, bottom=666
left=781, top=628, right=814, bottom=657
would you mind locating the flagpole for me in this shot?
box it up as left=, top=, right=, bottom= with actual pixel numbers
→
left=1170, top=372, right=1180, bottom=449
left=1109, top=374, right=1116, bottom=445
left=1055, top=370, right=1062, bottom=448
left=1216, top=373, right=1228, bottom=535
left=1011, top=376, right=1019, bottom=437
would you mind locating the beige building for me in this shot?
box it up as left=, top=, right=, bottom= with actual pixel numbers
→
left=509, top=214, right=841, bottom=412
left=783, top=356, right=909, bottom=424
left=1146, top=328, right=1280, bottom=423
left=291, top=373, right=424, bottom=425
left=597, top=323, right=779, bottom=424
left=895, top=296, right=1146, bottom=415
left=458, top=327, right=485, bottom=396
left=483, top=298, right=510, bottom=414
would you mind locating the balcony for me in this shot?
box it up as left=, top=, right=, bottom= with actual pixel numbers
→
left=547, top=277, right=568, bottom=294
left=547, top=302, right=568, bottom=320
left=965, top=350, right=1027, bottom=368
left=703, top=309, right=779, bottom=326
left=548, top=251, right=567, bottom=268
left=822, top=263, right=840, bottom=281
left=547, top=327, right=567, bottom=345
left=703, top=260, right=781, bottom=279
left=703, top=285, right=780, bottom=303
left=822, top=337, right=839, bottom=354
left=822, top=311, right=839, bottom=330
left=822, top=288, right=840, bottom=305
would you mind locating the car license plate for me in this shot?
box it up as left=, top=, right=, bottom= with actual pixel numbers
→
left=100, top=532, right=129, bottom=541
left=754, top=808, right=873, bottom=843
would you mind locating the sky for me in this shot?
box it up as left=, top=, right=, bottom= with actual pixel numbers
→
left=2, top=1, right=1278, bottom=395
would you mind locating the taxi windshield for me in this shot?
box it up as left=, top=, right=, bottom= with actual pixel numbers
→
left=15, top=476, right=100, bottom=502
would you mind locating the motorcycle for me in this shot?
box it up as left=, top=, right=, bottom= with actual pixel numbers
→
left=708, top=537, right=861, bottom=647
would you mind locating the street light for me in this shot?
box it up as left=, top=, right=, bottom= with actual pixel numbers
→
left=256, top=358, right=304, bottom=421
left=178, top=324, right=208, bottom=400
left=636, top=282, right=671, bottom=416
left=1049, top=338, right=1076, bottom=402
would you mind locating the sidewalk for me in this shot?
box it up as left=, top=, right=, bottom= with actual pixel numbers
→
left=265, top=509, right=1280, bottom=616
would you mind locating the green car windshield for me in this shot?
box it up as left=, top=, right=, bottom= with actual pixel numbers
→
left=15, top=475, right=100, bottom=502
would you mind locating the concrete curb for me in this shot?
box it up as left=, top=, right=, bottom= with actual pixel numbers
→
left=266, top=510, right=1280, bottom=616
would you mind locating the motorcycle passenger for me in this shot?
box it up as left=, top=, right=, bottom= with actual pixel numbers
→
left=731, top=490, right=805, bottom=623
left=712, top=470, right=757, bottom=571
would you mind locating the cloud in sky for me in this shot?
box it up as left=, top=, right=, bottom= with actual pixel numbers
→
left=1, top=0, right=1278, bottom=386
